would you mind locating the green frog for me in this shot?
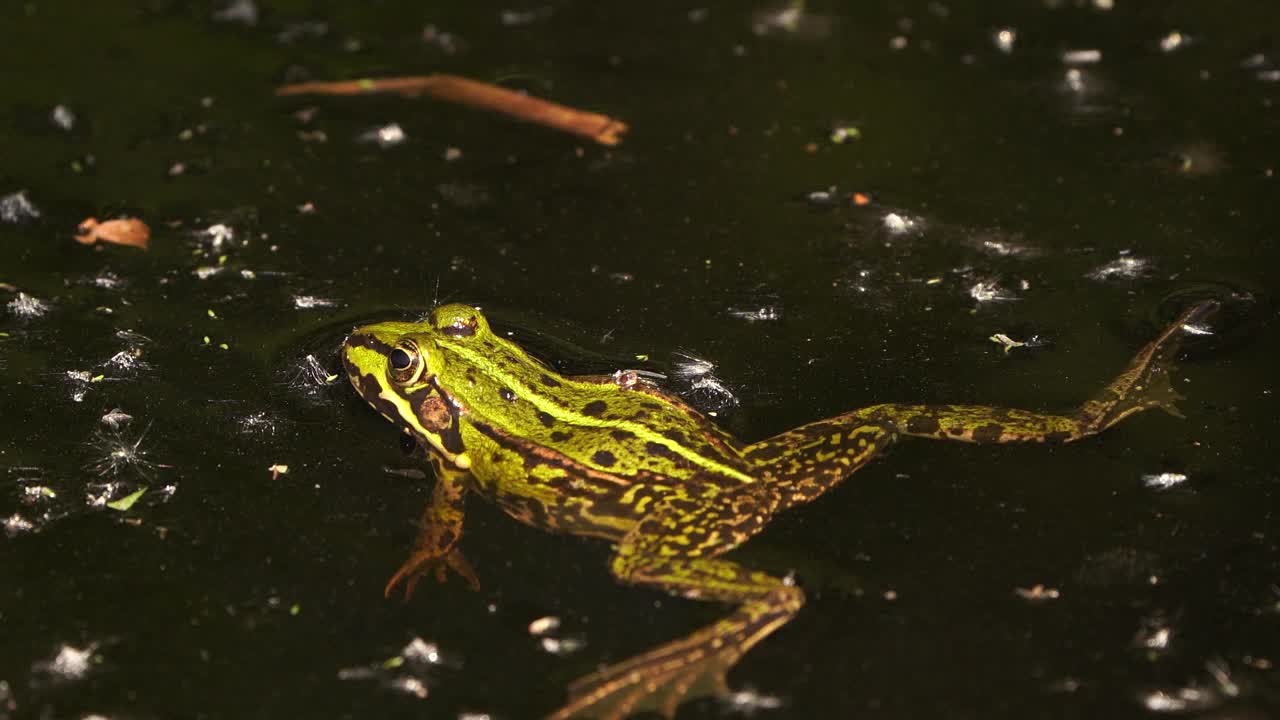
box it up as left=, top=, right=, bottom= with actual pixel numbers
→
left=342, top=300, right=1215, bottom=719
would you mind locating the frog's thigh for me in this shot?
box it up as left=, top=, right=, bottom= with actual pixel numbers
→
left=611, top=486, right=780, bottom=585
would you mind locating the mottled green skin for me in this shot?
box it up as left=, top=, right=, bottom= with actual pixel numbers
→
left=343, top=301, right=1215, bottom=720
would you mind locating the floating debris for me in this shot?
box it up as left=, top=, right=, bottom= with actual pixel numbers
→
left=199, top=223, right=236, bottom=251
left=358, top=123, right=407, bottom=148
left=64, top=370, right=98, bottom=403
left=277, top=74, right=627, bottom=146
left=49, top=104, right=76, bottom=131
left=212, top=0, right=258, bottom=25
left=1137, top=625, right=1173, bottom=651
left=829, top=125, right=861, bottom=144
left=1014, top=584, right=1061, bottom=601
left=1063, top=68, right=1087, bottom=94
left=101, top=409, right=133, bottom=429
left=91, top=272, right=125, bottom=290
left=1061, top=49, right=1102, bottom=65
left=293, top=354, right=339, bottom=388
left=267, top=464, right=289, bottom=480
left=7, top=292, right=48, bottom=319
left=978, top=238, right=1033, bottom=257
left=292, top=295, right=339, bottom=310
left=4, top=514, right=35, bottom=537
left=804, top=186, right=840, bottom=206
left=969, top=281, right=1017, bottom=303
left=727, top=305, right=782, bottom=322
left=670, top=351, right=738, bottom=416
left=87, top=426, right=159, bottom=479
left=992, top=27, right=1017, bottom=54
left=106, top=486, right=147, bottom=511
left=238, top=411, right=281, bottom=436
left=0, top=190, right=41, bottom=222
left=275, top=20, right=328, bottom=44
left=722, top=687, right=786, bottom=713
left=539, top=636, right=585, bottom=656
left=388, top=676, right=429, bottom=699
left=882, top=211, right=925, bottom=236
left=1139, top=687, right=1216, bottom=713
left=500, top=7, right=554, bottom=25
left=421, top=24, right=464, bottom=54
left=34, top=643, right=99, bottom=682
left=75, top=217, right=150, bottom=250
left=105, top=348, right=149, bottom=374
left=1086, top=253, right=1150, bottom=281
left=989, top=333, right=1026, bottom=353
left=1159, top=30, right=1187, bottom=53
left=528, top=616, right=561, bottom=636
left=401, top=638, right=443, bottom=665
left=1142, top=472, right=1188, bottom=490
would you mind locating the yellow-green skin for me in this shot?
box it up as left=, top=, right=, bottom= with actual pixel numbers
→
left=343, top=301, right=1215, bottom=720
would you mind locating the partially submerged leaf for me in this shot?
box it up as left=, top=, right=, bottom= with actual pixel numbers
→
left=107, top=486, right=147, bottom=511
left=76, top=217, right=151, bottom=250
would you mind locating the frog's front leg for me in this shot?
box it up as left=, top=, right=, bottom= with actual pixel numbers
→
left=550, top=487, right=802, bottom=720
left=385, top=453, right=480, bottom=600
left=746, top=300, right=1217, bottom=511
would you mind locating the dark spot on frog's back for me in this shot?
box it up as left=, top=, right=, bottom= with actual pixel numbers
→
left=645, top=441, right=677, bottom=460
left=905, top=414, right=941, bottom=435
left=537, top=411, right=555, bottom=428
left=610, top=429, right=635, bottom=441
left=540, top=374, right=561, bottom=388
left=582, top=400, right=608, bottom=417
left=972, top=423, right=1005, bottom=443
left=591, top=450, right=618, bottom=467
left=550, top=430, right=572, bottom=442
left=499, top=387, right=516, bottom=402
left=661, top=429, right=686, bottom=444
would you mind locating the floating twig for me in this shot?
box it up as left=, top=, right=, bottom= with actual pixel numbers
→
left=276, top=74, right=627, bottom=146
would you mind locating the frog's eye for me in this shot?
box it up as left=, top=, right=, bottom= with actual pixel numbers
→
left=387, top=342, right=425, bottom=385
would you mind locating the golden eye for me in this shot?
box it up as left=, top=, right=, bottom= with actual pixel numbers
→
left=388, top=342, right=425, bottom=384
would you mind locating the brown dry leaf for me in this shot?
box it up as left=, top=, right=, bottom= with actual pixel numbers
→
left=75, top=217, right=151, bottom=250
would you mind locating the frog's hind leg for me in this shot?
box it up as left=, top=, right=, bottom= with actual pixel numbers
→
left=743, top=300, right=1217, bottom=512
left=549, top=489, right=802, bottom=720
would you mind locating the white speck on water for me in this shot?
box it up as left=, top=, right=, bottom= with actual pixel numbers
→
left=993, top=27, right=1017, bottom=54
left=50, top=104, right=76, bottom=131
left=1159, top=31, right=1186, bottom=53
left=1061, top=49, right=1102, bottom=65
left=360, top=123, right=407, bottom=148
left=1142, top=472, right=1188, bottom=490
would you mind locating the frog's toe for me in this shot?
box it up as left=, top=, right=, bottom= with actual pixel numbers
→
left=384, top=548, right=479, bottom=600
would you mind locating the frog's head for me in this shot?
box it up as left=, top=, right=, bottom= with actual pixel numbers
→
left=343, top=304, right=494, bottom=469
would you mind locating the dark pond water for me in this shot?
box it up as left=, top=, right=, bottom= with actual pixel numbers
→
left=2, top=2, right=1277, bottom=718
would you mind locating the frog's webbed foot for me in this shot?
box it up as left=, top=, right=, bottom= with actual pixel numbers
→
left=1075, top=300, right=1218, bottom=432
left=549, top=585, right=802, bottom=720
left=549, top=625, right=732, bottom=720
left=384, top=547, right=479, bottom=601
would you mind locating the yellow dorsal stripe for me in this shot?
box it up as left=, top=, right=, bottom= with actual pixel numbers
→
left=440, top=339, right=753, bottom=483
